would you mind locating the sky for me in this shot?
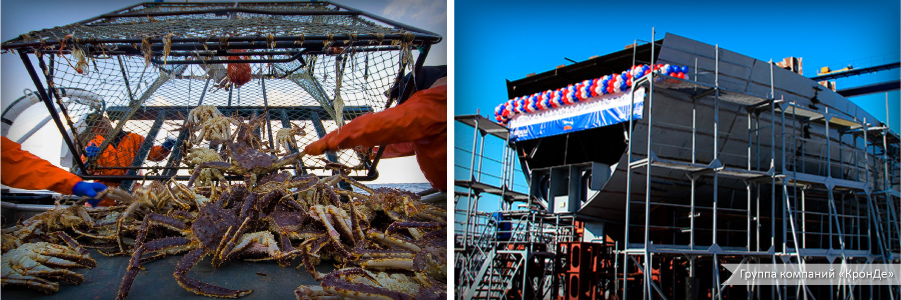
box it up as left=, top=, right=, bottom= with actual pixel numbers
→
left=0, top=0, right=447, bottom=185
left=454, top=0, right=901, bottom=213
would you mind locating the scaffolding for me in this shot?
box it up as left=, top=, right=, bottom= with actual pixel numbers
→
left=455, top=114, right=577, bottom=299
left=457, top=30, right=900, bottom=300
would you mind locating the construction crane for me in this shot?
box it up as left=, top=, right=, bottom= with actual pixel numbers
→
left=817, top=64, right=854, bottom=76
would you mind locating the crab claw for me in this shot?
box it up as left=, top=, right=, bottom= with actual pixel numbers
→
left=175, top=249, right=253, bottom=298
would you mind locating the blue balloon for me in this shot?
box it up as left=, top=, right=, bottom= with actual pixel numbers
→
left=681, top=65, right=689, bottom=73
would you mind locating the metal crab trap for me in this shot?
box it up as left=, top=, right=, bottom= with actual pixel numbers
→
left=1, top=1, right=441, bottom=191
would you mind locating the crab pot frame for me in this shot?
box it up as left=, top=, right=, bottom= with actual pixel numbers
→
left=1, top=1, right=441, bottom=189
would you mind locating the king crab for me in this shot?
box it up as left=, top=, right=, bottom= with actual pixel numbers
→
left=115, top=197, right=301, bottom=299
left=187, top=114, right=305, bottom=190
left=1, top=239, right=96, bottom=294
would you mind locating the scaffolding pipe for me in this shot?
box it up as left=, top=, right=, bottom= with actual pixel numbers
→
left=643, top=27, right=656, bottom=300
left=713, top=44, right=720, bottom=246
left=771, top=59, right=777, bottom=252
left=465, top=117, right=480, bottom=250
left=477, top=130, right=487, bottom=181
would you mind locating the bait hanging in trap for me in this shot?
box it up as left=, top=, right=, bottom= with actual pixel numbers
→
left=1, top=1, right=442, bottom=189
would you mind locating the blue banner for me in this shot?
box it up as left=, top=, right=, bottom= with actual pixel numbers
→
left=509, top=87, right=645, bottom=142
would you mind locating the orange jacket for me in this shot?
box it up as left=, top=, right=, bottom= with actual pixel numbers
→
left=305, top=84, right=447, bottom=191
left=1, top=136, right=82, bottom=195
left=87, top=133, right=169, bottom=186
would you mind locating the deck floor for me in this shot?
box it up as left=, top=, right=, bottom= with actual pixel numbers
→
left=2, top=250, right=330, bottom=299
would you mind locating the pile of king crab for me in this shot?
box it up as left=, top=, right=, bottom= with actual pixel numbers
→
left=1, top=105, right=447, bottom=299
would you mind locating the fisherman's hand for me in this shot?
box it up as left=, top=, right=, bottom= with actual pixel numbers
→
left=304, top=138, right=331, bottom=156
left=72, top=181, right=108, bottom=206
left=162, top=137, right=177, bottom=151
left=84, top=143, right=100, bottom=158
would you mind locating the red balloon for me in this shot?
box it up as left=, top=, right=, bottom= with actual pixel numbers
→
left=607, top=86, right=614, bottom=93
left=677, top=72, right=685, bottom=79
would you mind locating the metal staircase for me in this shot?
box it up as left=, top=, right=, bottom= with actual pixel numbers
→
left=466, top=249, right=528, bottom=299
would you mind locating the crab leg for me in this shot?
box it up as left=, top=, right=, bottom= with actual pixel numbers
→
left=73, top=205, right=94, bottom=226
left=116, top=213, right=189, bottom=300
left=328, top=240, right=357, bottom=261
left=334, top=189, right=370, bottom=201
left=359, top=257, right=414, bottom=271
left=359, top=250, right=414, bottom=258
left=70, top=228, right=116, bottom=240
left=174, top=249, right=253, bottom=298
left=385, top=221, right=443, bottom=241
left=311, top=205, right=341, bottom=243
left=1, top=277, right=59, bottom=294
left=165, top=182, right=193, bottom=210
left=167, top=210, right=196, bottom=222
left=285, top=229, right=322, bottom=241
left=221, top=231, right=295, bottom=261
left=54, top=231, right=88, bottom=256
left=187, top=165, right=204, bottom=188
left=297, top=245, right=322, bottom=280
left=306, top=234, right=331, bottom=255
left=212, top=226, right=235, bottom=268
left=16, top=243, right=96, bottom=269
left=271, top=151, right=305, bottom=170
left=2, top=248, right=88, bottom=284
left=323, top=187, right=341, bottom=206
left=239, top=193, right=258, bottom=219
left=320, top=268, right=410, bottom=300
left=139, top=237, right=196, bottom=264
left=295, top=285, right=332, bottom=299
left=413, top=250, right=446, bottom=279
left=213, top=217, right=250, bottom=268
left=366, top=230, right=420, bottom=252
left=327, top=205, right=354, bottom=243
left=275, top=231, right=295, bottom=267
left=337, top=174, right=375, bottom=194
left=348, top=203, right=366, bottom=246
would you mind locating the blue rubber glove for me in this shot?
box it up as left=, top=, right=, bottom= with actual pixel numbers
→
left=85, top=143, right=100, bottom=158
left=72, top=181, right=108, bottom=206
left=162, top=137, right=177, bottom=151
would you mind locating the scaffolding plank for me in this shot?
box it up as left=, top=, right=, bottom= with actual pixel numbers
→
left=644, top=156, right=769, bottom=180
left=455, top=114, right=510, bottom=140
left=783, top=172, right=868, bottom=190
left=455, top=179, right=528, bottom=202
